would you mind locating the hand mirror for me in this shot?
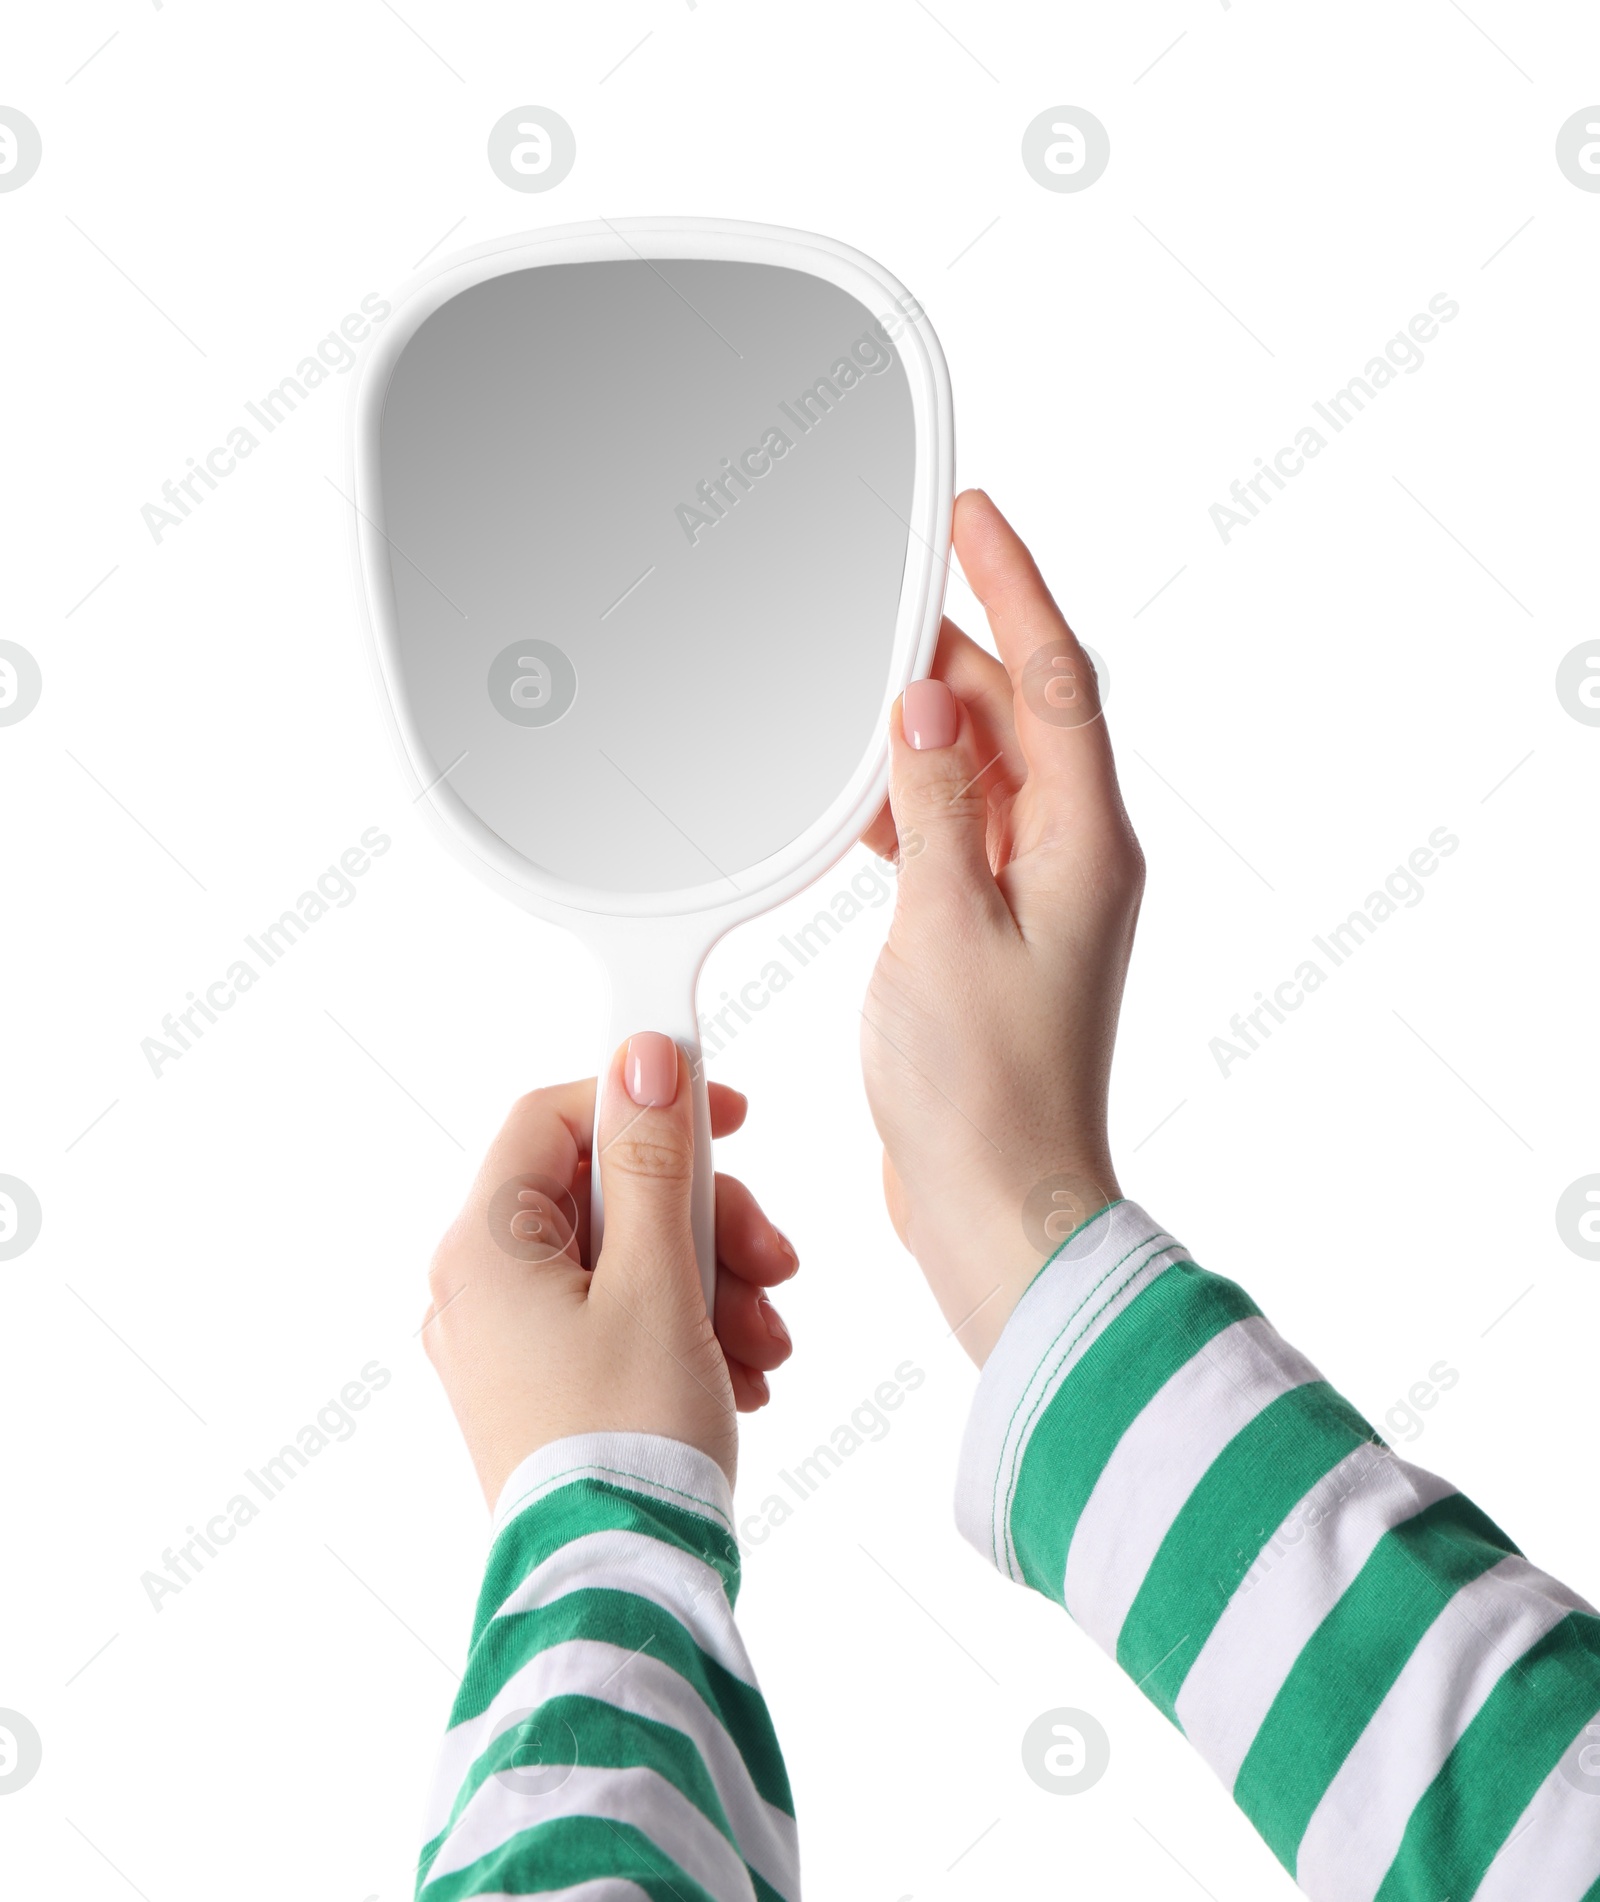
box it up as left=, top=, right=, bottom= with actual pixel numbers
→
left=347, top=217, right=953, bottom=1305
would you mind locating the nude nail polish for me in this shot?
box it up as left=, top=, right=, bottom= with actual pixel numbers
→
left=904, top=677, right=958, bottom=750
left=624, top=1032, right=678, bottom=1106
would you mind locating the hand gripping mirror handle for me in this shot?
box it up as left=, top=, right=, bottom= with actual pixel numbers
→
left=589, top=947, right=716, bottom=1318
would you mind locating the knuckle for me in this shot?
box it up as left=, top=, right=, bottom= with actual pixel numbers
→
left=425, top=1240, right=459, bottom=1305
left=904, top=754, right=983, bottom=816
left=486, top=1175, right=578, bottom=1261
left=507, top=1082, right=561, bottom=1123
left=1074, top=815, right=1145, bottom=902
left=1103, top=825, right=1147, bottom=901
left=606, top=1128, right=694, bottom=1185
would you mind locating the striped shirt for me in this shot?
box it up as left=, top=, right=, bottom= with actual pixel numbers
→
left=418, top=1203, right=1600, bottom=1900
left=957, top=1200, right=1600, bottom=1900
left=416, top=1434, right=799, bottom=1901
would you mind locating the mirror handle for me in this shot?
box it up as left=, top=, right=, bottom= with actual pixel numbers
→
left=589, top=956, right=716, bottom=1317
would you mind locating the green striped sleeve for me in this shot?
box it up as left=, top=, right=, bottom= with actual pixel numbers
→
left=1233, top=1491, right=1518, bottom=1862
left=1376, top=1611, right=1600, bottom=1901
left=1008, top=1262, right=1262, bottom=1600
left=1116, top=1379, right=1379, bottom=1717
left=956, top=1198, right=1600, bottom=1899
left=419, top=1433, right=798, bottom=1902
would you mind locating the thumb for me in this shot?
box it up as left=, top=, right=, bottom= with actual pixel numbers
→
left=889, top=678, right=999, bottom=909
left=592, top=1031, right=702, bottom=1317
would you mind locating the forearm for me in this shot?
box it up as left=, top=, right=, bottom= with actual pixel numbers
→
left=958, top=1199, right=1600, bottom=1900
left=419, top=1433, right=798, bottom=1902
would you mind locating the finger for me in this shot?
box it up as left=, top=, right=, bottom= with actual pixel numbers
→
left=727, top=1359, right=771, bottom=1412
left=708, top=1082, right=748, bottom=1139
left=592, top=1031, right=701, bottom=1313
left=467, top=1077, right=740, bottom=1274
left=713, top=1268, right=793, bottom=1374
left=935, top=618, right=1026, bottom=786
left=953, top=489, right=1120, bottom=801
left=470, top=1078, right=594, bottom=1269
left=860, top=618, right=1021, bottom=860
left=857, top=802, right=898, bottom=865
left=477, top=1077, right=593, bottom=1185
left=714, top=1173, right=799, bottom=1287
left=476, top=1074, right=741, bottom=1174
left=887, top=681, right=1010, bottom=920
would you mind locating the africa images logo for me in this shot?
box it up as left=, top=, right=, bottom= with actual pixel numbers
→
left=673, top=313, right=910, bottom=547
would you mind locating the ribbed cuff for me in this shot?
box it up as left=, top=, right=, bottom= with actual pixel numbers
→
left=493, top=1431, right=737, bottom=1540
left=954, top=1199, right=1187, bottom=1581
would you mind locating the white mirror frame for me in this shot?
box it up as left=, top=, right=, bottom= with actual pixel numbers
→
left=345, top=217, right=954, bottom=1305
left=349, top=216, right=953, bottom=935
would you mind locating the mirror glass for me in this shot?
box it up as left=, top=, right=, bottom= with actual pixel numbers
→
left=377, top=258, right=915, bottom=896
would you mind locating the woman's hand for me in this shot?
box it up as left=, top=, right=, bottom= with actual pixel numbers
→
left=422, top=1034, right=797, bottom=1504
left=860, top=490, right=1145, bottom=1366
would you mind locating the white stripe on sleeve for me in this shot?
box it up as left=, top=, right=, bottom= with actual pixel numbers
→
left=469, top=1884, right=652, bottom=1901
left=493, top=1434, right=737, bottom=1541
left=427, top=1759, right=756, bottom=1900
left=1295, top=1556, right=1592, bottom=1901
left=490, top=1527, right=752, bottom=1678
left=427, top=1638, right=797, bottom=1893
left=953, top=1201, right=1185, bottom=1582
left=1063, top=1315, right=1322, bottom=1651
left=1175, top=1443, right=1455, bottom=1787
left=1471, top=1709, right=1600, bottom=1902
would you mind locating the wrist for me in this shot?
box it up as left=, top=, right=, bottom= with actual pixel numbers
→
left=917, top=1161, right=1121, bottom=1367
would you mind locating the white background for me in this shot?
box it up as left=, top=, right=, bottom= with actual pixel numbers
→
left=3, top=4, right=1598, bottom=1899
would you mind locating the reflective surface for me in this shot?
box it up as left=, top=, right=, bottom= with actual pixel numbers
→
left=378, top=258, right=915, bottom=894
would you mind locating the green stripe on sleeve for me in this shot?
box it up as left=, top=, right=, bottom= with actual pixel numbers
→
left=1008, top=1265, right=1262, bottom=1601
left=1374, top=1611, right=1600, bottom=1901
left=464, top=1693, right=753, bottom=1871
left=1117, top=1382, right=1380, bottom=1718
left=419, top=1813, right=721, bottom=1902
left=429, top=1693, right=741, bottom=1869
left=473, top=1479, right=741, bottom=1642
left=1234, top=1491, right=1519, bottom=1870
left=419, top=1441, right=798, bottom=1902
left=451, top=1587, right=793, bottom=1814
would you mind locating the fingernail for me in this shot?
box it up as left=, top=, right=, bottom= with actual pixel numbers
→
left=624, top=1032, right=678, bottom=1107
left=759, top=1296, right=791, bottom=1349
left=904, top=678, right=958, bottom=750
left=774, top=1230, right=799, bottom=1274
left=750, top=1369, right=770, bottom=1403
